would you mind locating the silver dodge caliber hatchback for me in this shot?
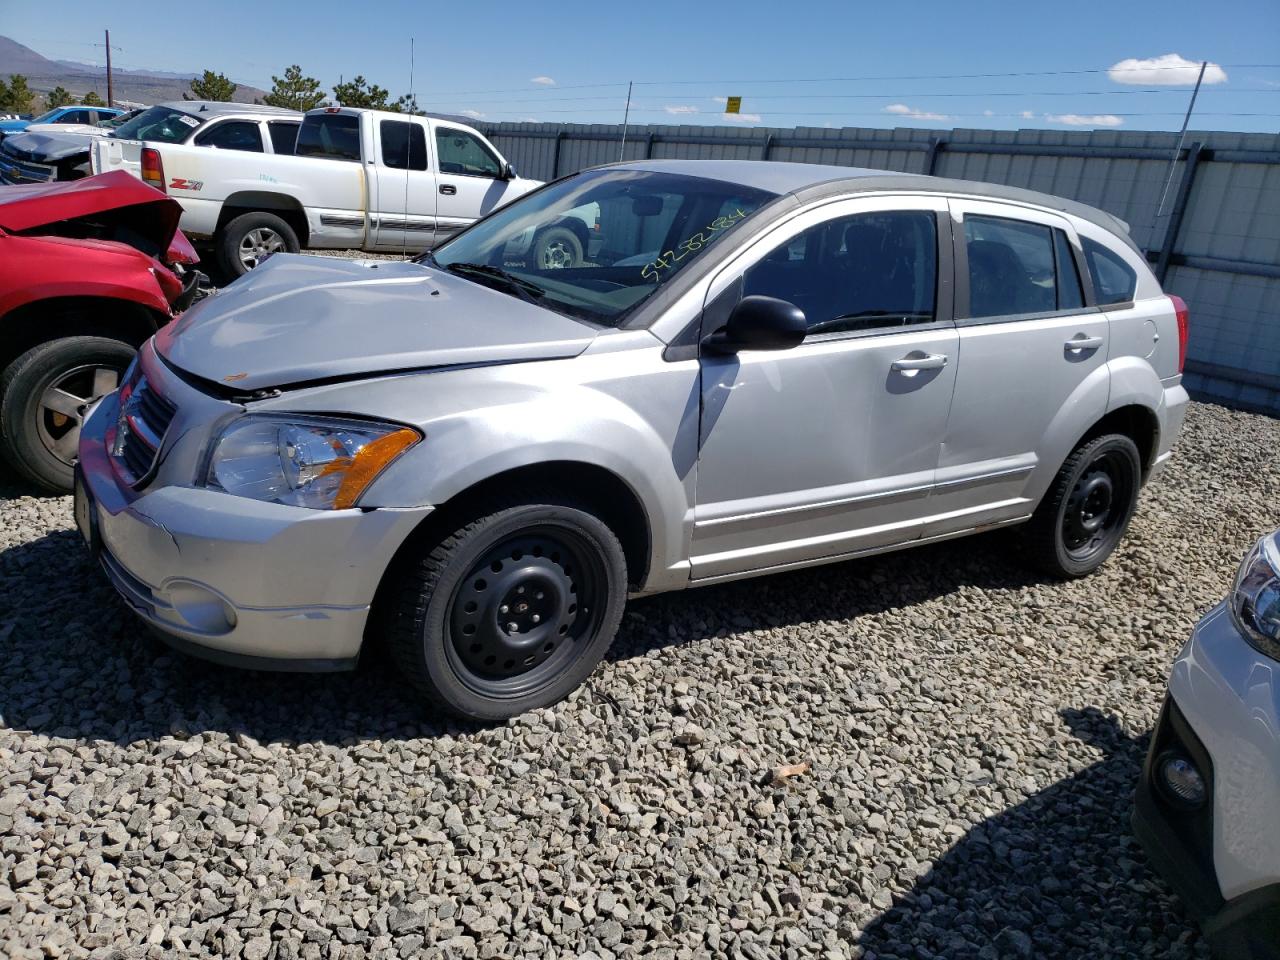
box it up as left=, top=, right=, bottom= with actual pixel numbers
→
left=76, top=160, right=1190, bottom=719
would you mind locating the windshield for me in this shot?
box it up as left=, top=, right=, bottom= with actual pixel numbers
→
left=98, top=110, right=140, bottom=129
left=428, top=169, right=776, bottom=327
left=112, top=105, right=203, bottom=144
left=30, top=109, right=62, bottom=124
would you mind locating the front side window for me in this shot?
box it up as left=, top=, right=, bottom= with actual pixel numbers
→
left=964, top=215, right=1057, bottom=318
left=1081, top=236, right=1138, bottom=305
left=380, top=120, right=428, bottom=171
left=57, top=109, right=93, bottom=124
left=743, top=211, right=938, bottom=336
left=429, top=169, right=775, bottom=327
left=194, top=120, right=264, bottom=152
left=435, top=127, right=501, bottom=178
left=112, top=105, right=204, bottom=144
left=295, top=113, right=361, bottom=162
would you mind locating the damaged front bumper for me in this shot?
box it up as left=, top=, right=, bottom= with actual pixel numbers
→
left=76, top=345, right=432, bottom=670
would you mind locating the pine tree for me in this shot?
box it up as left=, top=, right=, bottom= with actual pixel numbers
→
left=185, top=70, right=238, bottom=102
left=47, top=86, right=74, bottom=108
left=82, top=90, right=105, bottom=107
left=263, top=65, right=326, bottom=111
left=331, top=76, right=389, bottom=109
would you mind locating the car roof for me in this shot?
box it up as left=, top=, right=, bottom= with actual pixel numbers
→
left=610, top=159, right=1137, bottom=250
left=159, top=101, right=302, bottom=119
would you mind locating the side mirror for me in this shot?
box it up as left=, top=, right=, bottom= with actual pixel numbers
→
left=503, top=162, right=517, bottom=180
left=703, top=296, right=807, bottom=354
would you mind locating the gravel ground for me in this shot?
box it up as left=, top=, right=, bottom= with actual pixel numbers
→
left=1, top=401, right=1277, bottom=959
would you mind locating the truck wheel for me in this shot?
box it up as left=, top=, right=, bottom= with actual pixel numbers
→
left=386, top=495, right=627, bottom=721
left=533, top=227, right=583, bottom=270
left=1022, top=433, right=1141, bottom=578
left=0, top=337, right=134, bottom=492
left=217, top=211, right=299, bottom=278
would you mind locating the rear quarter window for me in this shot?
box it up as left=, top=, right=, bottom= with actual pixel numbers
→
left=1081, top=236, right=1138, bottom=305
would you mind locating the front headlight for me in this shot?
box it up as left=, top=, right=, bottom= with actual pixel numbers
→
left=207, top=415, right=419, bottom=509
left=1230, top=534, right=1280, bottom=660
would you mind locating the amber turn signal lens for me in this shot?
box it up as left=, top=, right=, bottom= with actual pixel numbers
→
left=332, top=428, right=419, bottom=509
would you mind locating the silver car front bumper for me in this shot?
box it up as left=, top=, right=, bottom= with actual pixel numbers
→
left=76, top=372, right=431, bottom=670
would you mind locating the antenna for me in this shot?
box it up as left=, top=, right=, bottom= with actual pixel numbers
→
left=403, top=36, right=415, bottom=260
left=619, top=81, right=633, bottom=162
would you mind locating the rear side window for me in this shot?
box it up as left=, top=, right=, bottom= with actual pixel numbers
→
left=1053, top=229, right=1085, bottom=310
left=194, top=120, right=264, bottom=152
left=744, top=210, right=938, bottom=335
left=964, top=216, right=1056, bottom=318
left=296, top=113, right=362, bottom=162
left=1081, top=236, right=1138, bottom=305
left=380, top=120, right=428, bottom=171
left=268, top=121, right=299, bottom=154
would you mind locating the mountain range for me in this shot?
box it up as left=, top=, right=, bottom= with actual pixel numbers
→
left=0, top=36, right=268, bottom=106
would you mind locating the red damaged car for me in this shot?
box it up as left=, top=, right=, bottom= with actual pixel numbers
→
left=0, top=170, right=202, bottom=491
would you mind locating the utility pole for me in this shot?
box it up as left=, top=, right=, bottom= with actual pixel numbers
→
left=93, top=30, right=121, bottom=106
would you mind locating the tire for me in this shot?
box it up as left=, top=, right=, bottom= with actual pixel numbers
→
left=216, top=211, right=299, bottom=278
left=1022, top=433, right=1142, bottom=578
left=386, top=494, right=627, bottom=721
left=532, top=226, right=583, bottom=270
left=0, top=337, right=135, bottom=492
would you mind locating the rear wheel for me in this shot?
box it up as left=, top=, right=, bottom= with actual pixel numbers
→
left=533, top=226, right=583, bottom=270
left=1022, top=433, right=1141, bottom=578
left=386, top=495, right=627, bottom=720
left=216, top=211, right=299, bottom=278
left=0, top=337, right=134, bottom=492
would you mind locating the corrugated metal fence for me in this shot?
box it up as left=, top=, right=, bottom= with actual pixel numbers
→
left=474, top=120, right=1280, bottom=414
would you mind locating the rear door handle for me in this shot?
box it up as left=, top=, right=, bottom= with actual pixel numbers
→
left=1065, top=334, right=1104, bottom=351
left=891, top=353, right=948, bottom=372
left=439, top=184, right=457, bottom=195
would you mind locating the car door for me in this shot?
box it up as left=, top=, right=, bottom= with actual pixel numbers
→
left=432, top=125, right=517, bottom=242
left=691, top=195, right=959, bottom=581
left=371, top=117, right=437, bottom=250
left=925, top=199, right=1108, bottom=536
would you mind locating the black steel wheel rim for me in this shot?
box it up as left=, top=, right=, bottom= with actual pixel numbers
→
left=1062, top=450, right=1133, bottom=560
left=445, top=525, right=605, bottom=698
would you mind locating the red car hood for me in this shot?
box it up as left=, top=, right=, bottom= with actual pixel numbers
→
left=0, top=170, right=185, bottom=259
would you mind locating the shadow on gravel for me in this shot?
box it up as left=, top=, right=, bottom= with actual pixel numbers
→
left=857, top=707, right=1206, bottom=960
left=0, top=524, right=1047, bottom=746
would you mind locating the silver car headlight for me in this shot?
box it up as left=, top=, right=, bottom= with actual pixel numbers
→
left=206, top=415, right=419, bottom=510
left=1230, top=534, right=1280, bottom=660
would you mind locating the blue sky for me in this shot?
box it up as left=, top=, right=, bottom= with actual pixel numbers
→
left=5, top=0, right=1279, bottom=132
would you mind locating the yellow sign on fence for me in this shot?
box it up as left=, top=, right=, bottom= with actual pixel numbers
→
left=724, top=96, right=742, bottom=115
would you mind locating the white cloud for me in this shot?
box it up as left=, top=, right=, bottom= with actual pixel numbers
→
left=711, top=96, right=727, bottom=104
left=883, top=103, right=949, bottom=122
left=530, top=76, right=556, bottom=86
left=722, top=112, right=763, bottom=123
left=460, top=109, right=485, bottom=119
left=983, top=109, right=995, bottom=117
left=1108, top=53, right=1227, bottom=85
left=1044, top=113, right=1124, bottom=127
left=664, top=104, right=700, bottom=115
left=520, top=117, right=542, bottom=123
left=1020, top=110, right=1035, bottom=119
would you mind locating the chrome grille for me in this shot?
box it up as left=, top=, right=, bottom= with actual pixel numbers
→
left=112, top=375, right=177, bottom=485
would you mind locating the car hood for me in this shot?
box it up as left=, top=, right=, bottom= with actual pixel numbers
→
left=0, top=170, right=181, bottom=240
left=1, top=129, right=94, bottom=162
left=155, top=254, right=599, bottom=391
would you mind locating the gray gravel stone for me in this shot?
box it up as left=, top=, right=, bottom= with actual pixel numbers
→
left=2, top=401, right=1269, bottom=958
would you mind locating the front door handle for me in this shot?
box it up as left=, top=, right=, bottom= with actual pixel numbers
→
left=891, top=353, right=948, bottom=372
left=439, top=184, right=457, bottom=196
left=1065, top=334, right=1104, bottom=352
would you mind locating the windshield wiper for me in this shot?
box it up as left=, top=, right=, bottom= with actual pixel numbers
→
left=441, top=261, right=547, bottom=305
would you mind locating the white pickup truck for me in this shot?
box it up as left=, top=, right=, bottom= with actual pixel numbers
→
left=92, top=105, right=542, bottom=277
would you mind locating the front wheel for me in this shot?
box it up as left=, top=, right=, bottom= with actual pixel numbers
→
left=386, top=496, right=628, bottom=720
left=532, top=226, right=583, bottom=270
left=1022, top=433, right=1142, bottom=578
left=0, top=337, right=135, bottom=492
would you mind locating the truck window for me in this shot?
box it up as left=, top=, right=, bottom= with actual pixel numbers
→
left=194, top=121, right=265, bottom=152
left=435, top=127, right=501, bottom=178
left=380, top=120, right=428, bottom=171
left=296, top=114, right=362, bottom=162
left=268, top=121, right=300, bottom=154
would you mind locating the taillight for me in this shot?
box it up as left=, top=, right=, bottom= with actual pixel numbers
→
left=140, top=147, right=165, bottom=192
left=1170, top=295, right=1190, bottom=373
